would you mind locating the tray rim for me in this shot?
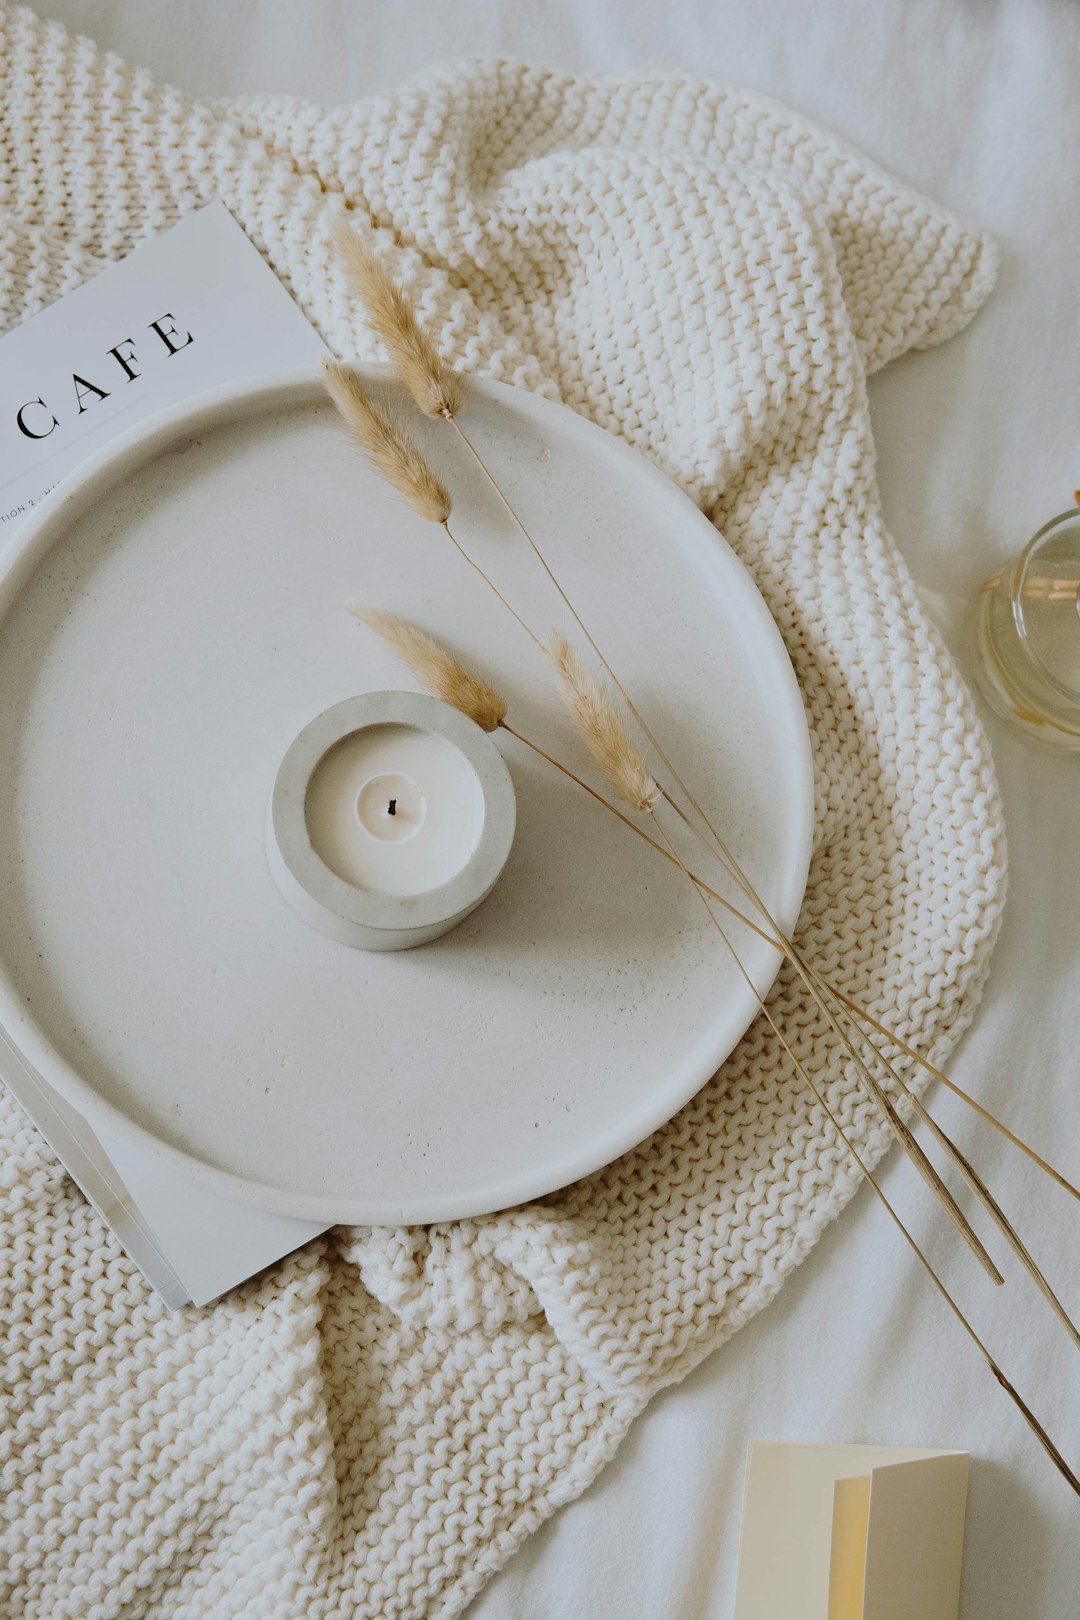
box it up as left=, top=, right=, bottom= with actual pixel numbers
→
left=0, top=366, right=815, bottom=1224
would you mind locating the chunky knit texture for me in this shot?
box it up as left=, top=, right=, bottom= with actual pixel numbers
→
left=0, top=8, right=1007, bottom=1618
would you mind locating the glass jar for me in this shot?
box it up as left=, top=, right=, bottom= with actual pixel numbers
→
left=972, top=502, right=1080, bottom=750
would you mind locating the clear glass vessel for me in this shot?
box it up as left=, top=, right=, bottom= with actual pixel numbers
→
left=972, top=503, right=1080, bottom=750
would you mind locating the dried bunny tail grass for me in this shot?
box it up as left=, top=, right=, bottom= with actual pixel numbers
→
left=322, top=360, right=452, bottom=524
left=550, top=633, right=659, bottom=812
left=346, top=604, right=507, bottom=733
left=330, top=218, right=464, bottom=420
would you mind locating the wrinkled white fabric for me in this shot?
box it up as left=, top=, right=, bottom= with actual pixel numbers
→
left=0, top=8, right=1006, bottom=1617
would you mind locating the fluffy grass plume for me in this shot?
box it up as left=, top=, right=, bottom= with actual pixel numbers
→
left=549, top=633, right=659, bottom=811
left=331, top=218, right=464, bottom=420
left=347, top=605, right=507, bottom=733
left=322, top=360, right=451, bottom=523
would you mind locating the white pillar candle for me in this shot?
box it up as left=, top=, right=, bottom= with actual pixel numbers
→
left=305, top=725, right=486, bottom=896
left=267, top=691, right=516, bottom=951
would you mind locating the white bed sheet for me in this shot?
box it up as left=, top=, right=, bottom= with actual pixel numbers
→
left=31, top=3, right=1080, bottom=1615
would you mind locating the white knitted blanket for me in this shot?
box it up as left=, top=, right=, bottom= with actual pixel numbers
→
left=0, top=8, right=1007, bottom=1617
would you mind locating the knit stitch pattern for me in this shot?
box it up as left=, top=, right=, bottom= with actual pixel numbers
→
left=0, top=8, right=1006, bottom=1618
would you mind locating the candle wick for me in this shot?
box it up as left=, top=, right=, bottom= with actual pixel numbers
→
left=388, top=799, right=397, bottom=817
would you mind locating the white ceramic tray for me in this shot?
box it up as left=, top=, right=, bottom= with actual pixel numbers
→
left=0, top=369, right=812, bottom=1224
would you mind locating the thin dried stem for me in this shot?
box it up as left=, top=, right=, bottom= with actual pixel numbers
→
left=826, top=992, right=1080, bottom=1204
left=813, top=968, right=1080, bottom=1350
left=443, top=418, right=1079, bottom=1207
left=442, top=523, right=546, bottom=654
left=449, top=430, right=1006, bottom=1252
left=501, top=724, right=663, bottom=844
left=449, top=416, right=752, bottom=852
left=509, top=721, right=1080, bottom=1331
left=652, top=771, right=1072, bottom=1286
left=658, top=789, right=1005, bottom=1283
left=666, top=739, right=1078, bottom=1332
left=322, top=361, right=451, bottom=523
left=649, top=810, right=1080, bottom=1498
left=505, top=719, right=1079, bottom=1205
left=508, top=718, right=1076, bottom=1344
left=449, top=417, right=604, bottom=627
left=331, top=218, right=464, bottom=420
left=513, top=713, right=1080, bottom=1342
left=436, top=353, right=1077, bottom=1208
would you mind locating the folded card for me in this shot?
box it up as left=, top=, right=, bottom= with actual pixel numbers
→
left=733, top=1440, right=969, bottom=1620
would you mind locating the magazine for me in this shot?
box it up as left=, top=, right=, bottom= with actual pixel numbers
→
left=0, top=202, right=330, bottom=1305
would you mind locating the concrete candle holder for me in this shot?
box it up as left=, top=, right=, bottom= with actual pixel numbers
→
left=267, top=690, right=516, bottom=950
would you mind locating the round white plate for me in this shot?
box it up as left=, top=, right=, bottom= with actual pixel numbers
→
left=0, top=370, right=812, bottom=1224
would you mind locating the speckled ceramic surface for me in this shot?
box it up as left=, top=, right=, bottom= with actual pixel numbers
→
left=0, top=370, right=812, bottom=1222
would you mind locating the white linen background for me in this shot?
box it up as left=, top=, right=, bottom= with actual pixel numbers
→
left=24, top=3, right=1080, bottom=1616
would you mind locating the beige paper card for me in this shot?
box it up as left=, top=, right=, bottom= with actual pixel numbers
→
left=829, top=1473, right=872, bottom=1619
left=733, top=1442, right=969, bottom=1620
left=857, top=1453, right=969, bottom=1620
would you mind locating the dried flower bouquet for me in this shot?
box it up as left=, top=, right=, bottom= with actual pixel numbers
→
left=321, top=219, right=1080, bottom=1494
